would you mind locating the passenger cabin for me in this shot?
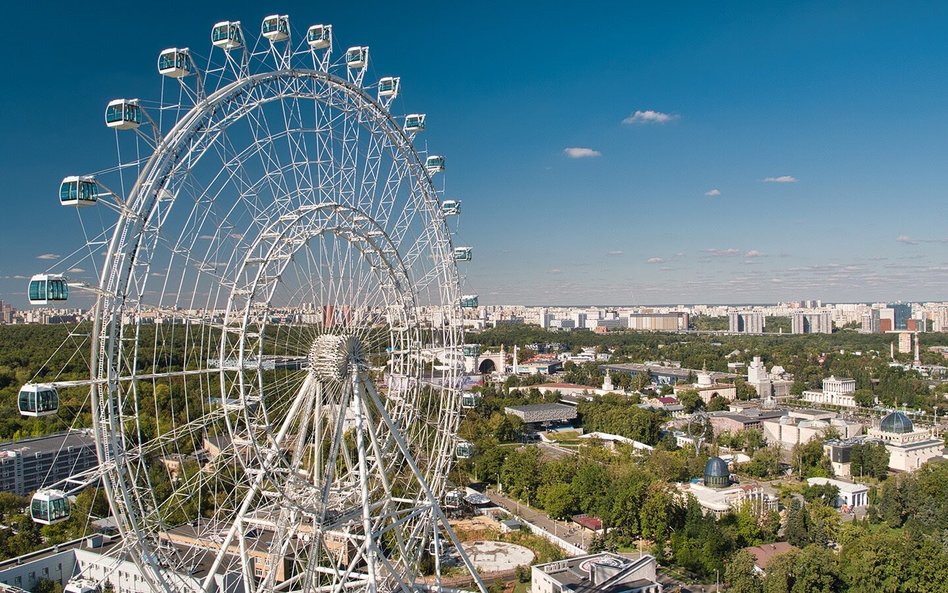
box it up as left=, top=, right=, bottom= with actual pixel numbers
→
left=60, top=176, right=97, bottom=207
left=307, top=25, right=331, bottom=49
left=31, top=490, right=69, bottom=525
left=18, top=384, right=59, bottom=417
left=425, top=156, right=445, bottom=174
left=346, top=46, right=368, bottom=69
left=461, top=392, right=481, bottom=409
left=63, top=580, right=102, bottom=593
left=442, top=200, right=460, bottom=216
left=105, top=99, right=142, bottom=130
left=28, top=274, right=68, bottom=305
left=262, top=15, right=289, bottom=41
left=459, top=295, right=478, bottom=308
left=462, top=344, right=481, bottom=357
left=158, top=48, right=192, bottom=78
left=455, top=441, right=474, bottom=459
left=378, top=77, right=399, bottom=99
left=453, top=247, right=472, bottom=262
left=211, top=21, right=243, bottom=50
left=404, top=113, right=426, bottom=133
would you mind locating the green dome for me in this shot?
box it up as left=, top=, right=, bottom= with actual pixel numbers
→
left=880, top=411, right=913, bottom=434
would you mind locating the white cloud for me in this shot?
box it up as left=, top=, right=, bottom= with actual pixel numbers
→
left=763, top=175, right=798, bottom=183
left=646, top=257, right=665, bottom=264
left=67, top=267, right=85, bottom=273
left=563, top=147, right=602, bottom=159
left=623, top=110, right=678, bottom=125
left=13, top=275, right=27, bottom=280
left=607, top=250, right=624, bottom=256
left=704, top=189, right=721, bottom=197
left=704, top=248, right=741, bottom=257
left=744, top=250, right=763, bottom=258
left=549, top=268, right=562, bottom=274
left=896, top=235, right=917, bottom=245
left=36, top=253, right=61, bottom=260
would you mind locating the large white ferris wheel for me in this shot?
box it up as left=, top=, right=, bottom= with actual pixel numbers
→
left=22, top=14, right=484, bottom=593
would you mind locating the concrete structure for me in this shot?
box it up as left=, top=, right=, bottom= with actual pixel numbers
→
left=674, top=368, right=737, bottom=404
left=823, top=439, right=856, bottom=478
left=791, top=310, right=833, bottom=334
left=531, top=553, right=662, bottom=593
left=806, top=477, right=869, bottom=509
left=0, top=431, right=98, bottom=496
left=867, top=411, right=943, bottom=472
left=746, top=356, right=792, bottom=401
left=728, top=311, right=764, bottom=334
left=625, top=313, right=689, bottom=332
left=677, top=480, right=777, bottom=518
left=801, top=376, right=857, bottom=408
left=762, top=409, right=862, bottom=450
left=504, top=403, right=578, bottom=425
left=708, top=409, right=784, bottom=437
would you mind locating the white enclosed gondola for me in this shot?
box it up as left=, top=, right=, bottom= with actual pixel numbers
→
left=31, top=489, right=69, bottom=525
left=455, top=441, right=474, bottom=459
left=104, top=99, right=142, bottom=130
left=425, top=156, right=445, bottom=174
left=262, top=15, right=289, bottom=41
left=378, top=77, right=400, bottom=100
left=404, top=113, right=426, bottom=133
left=28, top=274, right=68, bottom=305
left=59, top=175, right=97, bottom=207
left=211, top=21, right=243, bottom=50
left=453, top=246, right=472, bottom=262
left=461, top=392, right=481, bottom=409
left=462, top=344, right=481, bottom=357
left=346, top=46, right=368, bottom=69
left=459, top=295, right=478, bottom=308
left=307, top=24, right=331, bottom=49
left=442, top=199, right=460, bottom=216
left=18, top=384, right=59, bottom=417
left=158, top=48, right=192, bottom=78
left=63, top=580, right=102, bottom=593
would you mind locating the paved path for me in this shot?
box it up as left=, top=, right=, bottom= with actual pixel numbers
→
left=484, top=489, right=590, bottom=551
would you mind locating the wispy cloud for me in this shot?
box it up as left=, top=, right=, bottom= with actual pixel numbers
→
left=37, top=253, right=61, bottom=260
left=12, top=275, right=27, bottom=280
left=67, top=267, right=85, bottom=273
left=744, top=250, right=763, bottom=258
left=896, top=234, right=947, bottom=245
left=704, top=189, right=721, bottom=197
left=623, top=110, right=678, bottom=125
left=549, top=268, right=562, bottom=274
left=564, top=147, right=602, bottom=159
left=607, top=250, right=624, bottom=256
left=646, top=257, right=665, bottom=264
left=704, top=248, right=741, bottom=257
left=764, top=175, right=798, bottom=183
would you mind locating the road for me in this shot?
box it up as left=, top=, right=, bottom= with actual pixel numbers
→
left=484, top=488, right=590, bottom=551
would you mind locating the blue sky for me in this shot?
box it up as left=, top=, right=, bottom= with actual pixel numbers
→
left=1, top=1, right=947, bottom=306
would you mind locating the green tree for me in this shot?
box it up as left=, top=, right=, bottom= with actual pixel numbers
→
left=538, top=482, right=576, bottom=520
left=725, top=550, right=763, bottom=593
left=785, top=498, right=810, bottom=547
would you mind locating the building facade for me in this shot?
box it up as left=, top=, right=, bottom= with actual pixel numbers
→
left=0, top=432, right=98, bottom=496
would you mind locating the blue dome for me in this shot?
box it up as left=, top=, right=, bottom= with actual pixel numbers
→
left=704, top=457, right=730, bottom=488
left=880, top=411, right=913, bottom=434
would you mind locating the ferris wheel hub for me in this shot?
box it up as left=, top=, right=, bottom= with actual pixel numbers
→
left=309, top=334, right=367, bottom=382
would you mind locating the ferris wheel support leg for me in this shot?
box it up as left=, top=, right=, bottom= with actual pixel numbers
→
left=352, top=371, right=379, bottom=593
left=358, top=372, right=488, bottom=593
left=200, top=372, right=316, bottom=593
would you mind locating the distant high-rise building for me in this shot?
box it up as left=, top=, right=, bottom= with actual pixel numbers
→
left=728, top=311, right=765, bottom=334
left=861, top=309, right=881, bottom=333
left=792, top=310, right=833, bottom=334
left=889, top=303, right=912, bottom=330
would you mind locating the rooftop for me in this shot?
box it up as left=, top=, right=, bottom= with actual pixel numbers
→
left=0, top=430, right=95, bottom=457
left=744, top=542, right=796, bottom=571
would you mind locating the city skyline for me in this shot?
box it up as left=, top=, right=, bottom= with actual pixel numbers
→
left=2, top=1, right=948, bottom=306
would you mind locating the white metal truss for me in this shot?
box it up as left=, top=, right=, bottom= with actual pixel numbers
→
left=33, top=13, right=475, bottom=593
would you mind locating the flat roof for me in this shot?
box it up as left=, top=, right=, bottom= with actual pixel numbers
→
left=0, top=430, right=95, bottom=456
left=806, top=477, right=869, bottom=494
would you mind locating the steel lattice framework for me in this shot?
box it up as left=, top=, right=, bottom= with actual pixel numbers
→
left=25, top=14, right=481, bottom=593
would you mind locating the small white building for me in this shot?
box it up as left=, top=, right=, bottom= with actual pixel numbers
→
left=762, top=409, right=862, bottom=450
left=806, top=477, right=869, bottom=509
left=801, top=376, right=857, bottom=408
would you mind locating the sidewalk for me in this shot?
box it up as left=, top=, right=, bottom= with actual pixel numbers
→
left=484, top=489, right=589, bottom=552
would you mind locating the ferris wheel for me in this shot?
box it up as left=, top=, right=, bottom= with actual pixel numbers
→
left=22, top=14, right=484, bottom=593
